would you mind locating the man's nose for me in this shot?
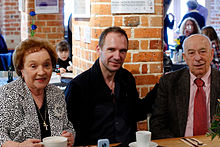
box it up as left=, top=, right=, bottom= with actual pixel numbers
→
left=113, top=50, right=120, bottom=60
left=194, top=52, right=202, bottom=61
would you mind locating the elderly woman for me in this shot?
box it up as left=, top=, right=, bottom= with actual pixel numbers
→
left=0, top=38, right=75, bottom=147
left=176, top=17, right=200, bottom=51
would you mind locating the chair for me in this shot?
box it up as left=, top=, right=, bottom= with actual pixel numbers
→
left=0, top=50, right=14, bottom=71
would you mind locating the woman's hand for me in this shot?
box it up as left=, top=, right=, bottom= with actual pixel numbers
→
left=2, top=139, right=42, bottom=147
left=61, top=130, right=74, bottom=147
left=19, top=139, right=43, bottom=147
left=67, top=66, right=73, bottom=71
left=60, top=67, right=66, bottom=74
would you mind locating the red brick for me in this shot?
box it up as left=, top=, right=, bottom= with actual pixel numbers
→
left=123, top=64, right=140, bottom=74
left=91, top=28, right=103, bottom=39
left=91, top=4, right=111, bottom=15
left=124, top=16, right=140, bottom=27
left=141, top=40, right=149, bottom=50
left=35, top=21, right=46, bottom=26
left=140, top=87, right=148, bottom=98
left=150, top=16, right=163, bottom=27
left=34, top=34, right=46, bottom=38
left=124, top=52, right=131, bottom=62
left=154, top=5, right=163, bottom=15
left=150, top=63, right=163, bottom=73
left=47, top=21, right=63, bottom=26
left=52, top=27, right=56, bottom=32
left=114, top=16, right=123, bottom=26
left=92, top=52, right=99, bottom=61
left=90, top=16, right=112, bottom=27
left=37, top=15, right=57, bottom=20
left=142, top=64, right=148, bottom=74
left=134, top=28, right=162, bottom=38
left=56, top=15, right=63, bottom=20
left=135, top=75, right=160, bottom=85
left=133, top=52, right=163, bottom=62
left=128, top=40, right=139, bottom=50
left=124, top=28, right=132, bottom=38
left=47, top=33, right=63, bottom=39
left=85, top=50, right=92, bottom=61
left=150, top=40, right=162, bottom=49
left=141, top=16, right=149, bottom=27
left=88, top=40, right=99, bottom=51
left=42, top=27, right=51, bottom=33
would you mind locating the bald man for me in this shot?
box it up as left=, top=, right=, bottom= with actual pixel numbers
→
left=150, top=34, right=220, bottom=139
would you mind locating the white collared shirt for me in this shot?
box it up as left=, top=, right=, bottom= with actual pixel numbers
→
left=184, top=68, right=211, bottom=136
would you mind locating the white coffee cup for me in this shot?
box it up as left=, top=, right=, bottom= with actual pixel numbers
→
left=42, top=136, right=67, bottom=147
left=136, top=131, right=151, bottom=147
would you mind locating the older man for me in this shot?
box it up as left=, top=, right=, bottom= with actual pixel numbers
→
left=150, top=34, right=220, bottom=139
left=65, top=27, right=151, bottom=146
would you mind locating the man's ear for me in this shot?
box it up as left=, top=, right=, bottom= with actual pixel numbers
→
left=96, top=45, right=101, bottom=56
left=182, top=52, right=186, bottom=61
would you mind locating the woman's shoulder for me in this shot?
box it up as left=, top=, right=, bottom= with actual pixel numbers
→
left=46, top=84, right=63, bottom=94
left=0, top=77, right=24, bottom=93
left=0, top=78, right=26, bottom=106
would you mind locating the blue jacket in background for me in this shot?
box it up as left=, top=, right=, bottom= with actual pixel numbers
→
left=0, top=34, right=8, bottom=53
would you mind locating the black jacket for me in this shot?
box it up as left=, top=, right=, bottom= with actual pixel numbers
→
left=65, top=59, right=151, bottom=146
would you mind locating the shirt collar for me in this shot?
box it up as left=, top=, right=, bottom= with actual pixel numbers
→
left=190, top=67, right=211, bottom=87
left=190, top=9, right=199, bottom=13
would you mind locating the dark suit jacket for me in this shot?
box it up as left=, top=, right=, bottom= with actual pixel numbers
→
left=150, top=67, right=220, bottom=139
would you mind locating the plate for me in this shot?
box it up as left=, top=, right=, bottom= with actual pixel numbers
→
left=129, top=141, right=158, bottom=147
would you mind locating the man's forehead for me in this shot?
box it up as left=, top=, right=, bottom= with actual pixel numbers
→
left=184, top=35, right=210, bottom=50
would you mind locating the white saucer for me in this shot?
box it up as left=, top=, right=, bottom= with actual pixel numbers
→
left=129, top=141, right=158, bottom=147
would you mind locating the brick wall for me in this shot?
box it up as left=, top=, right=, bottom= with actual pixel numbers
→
left=209, top=0, right=220, bottom=36
left=0, top=0, right=21, bottom=50
left=21, top=0, right=65, bottom=46
left=72, top=0, right=164, bottom=97
left=0, top=0, right=3, bottom=29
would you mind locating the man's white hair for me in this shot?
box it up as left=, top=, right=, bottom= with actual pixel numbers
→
left=183, top=34, right=212, bottom=53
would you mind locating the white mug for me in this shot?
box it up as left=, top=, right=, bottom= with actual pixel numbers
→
left=41, top=136, right=67, bottom=147
left=136, top=131, right=151, bottom=147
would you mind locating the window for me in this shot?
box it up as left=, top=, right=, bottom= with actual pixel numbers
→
left=64, top=0, right=73, bottom=27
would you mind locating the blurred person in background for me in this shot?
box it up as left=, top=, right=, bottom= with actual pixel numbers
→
left=195, top=0, right=208, bottom=22
left=163, top=0, right=175, bottom=48
left=178, top=0, right=205, bottom=29
left=0, top=28, right=8, bottom=53
left=202, top=26, right=220, bottom=70
left=176, top=17, right=200, bottom=52
left=56, top=40, right=73, bottom=74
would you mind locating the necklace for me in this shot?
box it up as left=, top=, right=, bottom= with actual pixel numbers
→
left=36, top=103, right=48, bottom=131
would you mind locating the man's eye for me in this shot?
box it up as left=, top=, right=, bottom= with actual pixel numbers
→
left=200, top=50, right=206, bottom=53
left=120, top=49, right=127, bottom=53
left=31, top=65, right=36, bottom=68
